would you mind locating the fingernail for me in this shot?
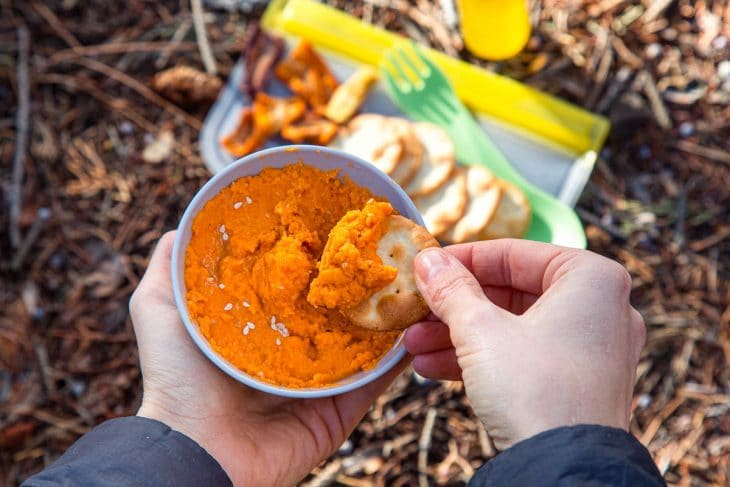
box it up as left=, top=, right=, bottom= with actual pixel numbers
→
left=416, top=248, right=450, bottom=281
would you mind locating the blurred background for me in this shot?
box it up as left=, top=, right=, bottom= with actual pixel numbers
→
left=1, top=0, right=728, bottom=485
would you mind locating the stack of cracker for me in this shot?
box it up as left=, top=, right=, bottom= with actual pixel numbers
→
left=331, top=114, right=532, bottom=243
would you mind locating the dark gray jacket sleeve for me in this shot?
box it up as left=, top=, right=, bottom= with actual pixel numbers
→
left=22, top=419, right=662, bottom=486
left=468, top=425, right=665, bottom=486
left=22, top=416, right=232, bottom=487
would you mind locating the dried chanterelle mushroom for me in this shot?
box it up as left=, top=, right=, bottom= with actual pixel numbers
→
left=324, top=65, right=379, bottom=124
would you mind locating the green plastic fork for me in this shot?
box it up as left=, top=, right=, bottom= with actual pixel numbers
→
left=381, top=44, right=586, bottom=248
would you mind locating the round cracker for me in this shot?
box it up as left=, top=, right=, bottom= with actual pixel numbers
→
left=413, top=169, right=467, bottom=238
left=405, top=122, right=456, bottom=198
left=345, top=215, right=439, bottom=331
left=332, top=114, right=402, bottom=175
left=442, top=165, right=502, bottom=244
left=478, top=180, right=531, bottom=240
left=387, top=118, right=423, bottom=187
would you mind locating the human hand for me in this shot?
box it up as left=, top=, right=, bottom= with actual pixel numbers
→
left=405, top=240, right=645, bottom=450
left=131, top=232, right=406, bottom=486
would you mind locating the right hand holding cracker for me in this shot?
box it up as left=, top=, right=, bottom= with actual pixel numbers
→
left=405, top=240, right=646, bottom=451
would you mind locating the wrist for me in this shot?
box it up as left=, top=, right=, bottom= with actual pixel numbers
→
left=137, top=400, right=205, bottom=449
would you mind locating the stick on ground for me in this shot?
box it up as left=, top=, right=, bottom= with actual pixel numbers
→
left=191, top=0, right=218, bottom=75
left=10, top=25, right=30, bottom=249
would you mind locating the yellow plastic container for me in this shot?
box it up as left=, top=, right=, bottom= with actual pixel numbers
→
left=457, top=0, right=531, bottom=60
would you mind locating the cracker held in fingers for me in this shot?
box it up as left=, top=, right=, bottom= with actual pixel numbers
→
left=479, top=180, right=531, bottom=239
left=405, top=122, right=456, bottom=198
left=345, top=215, right=439, bottom=331
left=414, top=169, right=468, bottom=237
left=442, top=165, right=503, bottom=244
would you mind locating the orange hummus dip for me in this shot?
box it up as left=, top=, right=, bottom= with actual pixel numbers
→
left=184, top=163, right=400, bottom=388
left=307, top=199, right=397, bottom=310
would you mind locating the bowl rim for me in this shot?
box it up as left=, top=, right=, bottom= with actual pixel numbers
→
left=171, top=144, right=424, bottom=398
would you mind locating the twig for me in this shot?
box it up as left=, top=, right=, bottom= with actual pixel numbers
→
left=641, top=0, right=675, bottom=24
left=669, top=140, right=730, bottom=166
left=596, top=66, right=634, bottom=113
left=418, top=407, right=436, bottom=487
left=31, top=2, right=81, bottom=48
left=191, top=0, right=218, bottom=75
left=382, top=432, right=418, bottom=457
left=475, top=420, right=495, bottom=458
left=50, top=41, right=199, bottom=64
left=156, top=19, right=193, bottom=69
left=34, top=340, right=56, bottom=396
left=638, top=69, right=672, bottom=129
left=612, top=37, right=643, bottom=69
left=689, top=226, right=730, bottom=252
left=11, top=208, right=52, bottom=271
left=9, top=25, right=30, bottom=249
left=71, top=57, right=203, bottom=130
left=303, top=459, right=343, bottom=487
left=37, top=74, right=160, bottom=133
left=576, top=208, right=628, bottom=241
left=586, top=44, right=614, bottom=109
left=640, top=396, right=686, bottom=445
left=673, top=188, right=686, bottom=249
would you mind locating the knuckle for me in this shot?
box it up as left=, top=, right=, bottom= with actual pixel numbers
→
left=631, top=308, right=647, bottom=350
left=129, top=288, right=141, bottom=318
left=160, top=230, right=176, bottom=246
left=430, top=273, right=478, bottom=309
left=601, top=260, right=633, bottom=298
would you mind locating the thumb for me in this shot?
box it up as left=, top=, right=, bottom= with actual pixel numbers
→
left=414, top=248, right=503, bottom=336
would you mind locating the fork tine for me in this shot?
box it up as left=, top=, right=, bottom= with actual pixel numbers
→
left=385, top=50, right=416, bottom=91
left=393, top=46, right=425, bottom=85
left=411, top=44, right=436, bottom=71
left=381, top=63, right=409, bottom=95
left=401, top=43, right=430, bottom=77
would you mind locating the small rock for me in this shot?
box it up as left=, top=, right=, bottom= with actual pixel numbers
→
left=663, top=81, right=707, bottom=105
left=142, top=130, right=175, bottom=164
left=661, top=28, right=677, bottom=41
left=439, top=0, right=458, bottom=28
left=204, top=0, right=267, bottom=12
left=118, top=121, right=134, bottom=135
left=712, top=35, right=728, bottom=50
left=678, top=122, right=694, bottom=138
left=635, top=212, right=656, bottom=226
left=49, top=253, right=65, bottom=270
left=637, top=394, right=652, bottom=409
left=638, top=145, right=652, bottom=159
left=412, top=371, right=432, bottom=385
left=645, top=43, right=662, bottom=59
left=362, top=457, right=383, bottom=475
left=718, top=60, right=730, bottom=81
left=338, top=439, right=353, bottom=454
left=69, top=379, right=87, bottom=398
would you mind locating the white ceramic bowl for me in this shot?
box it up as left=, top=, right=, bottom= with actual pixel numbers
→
left=172, top=145, right=424, bottom=398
